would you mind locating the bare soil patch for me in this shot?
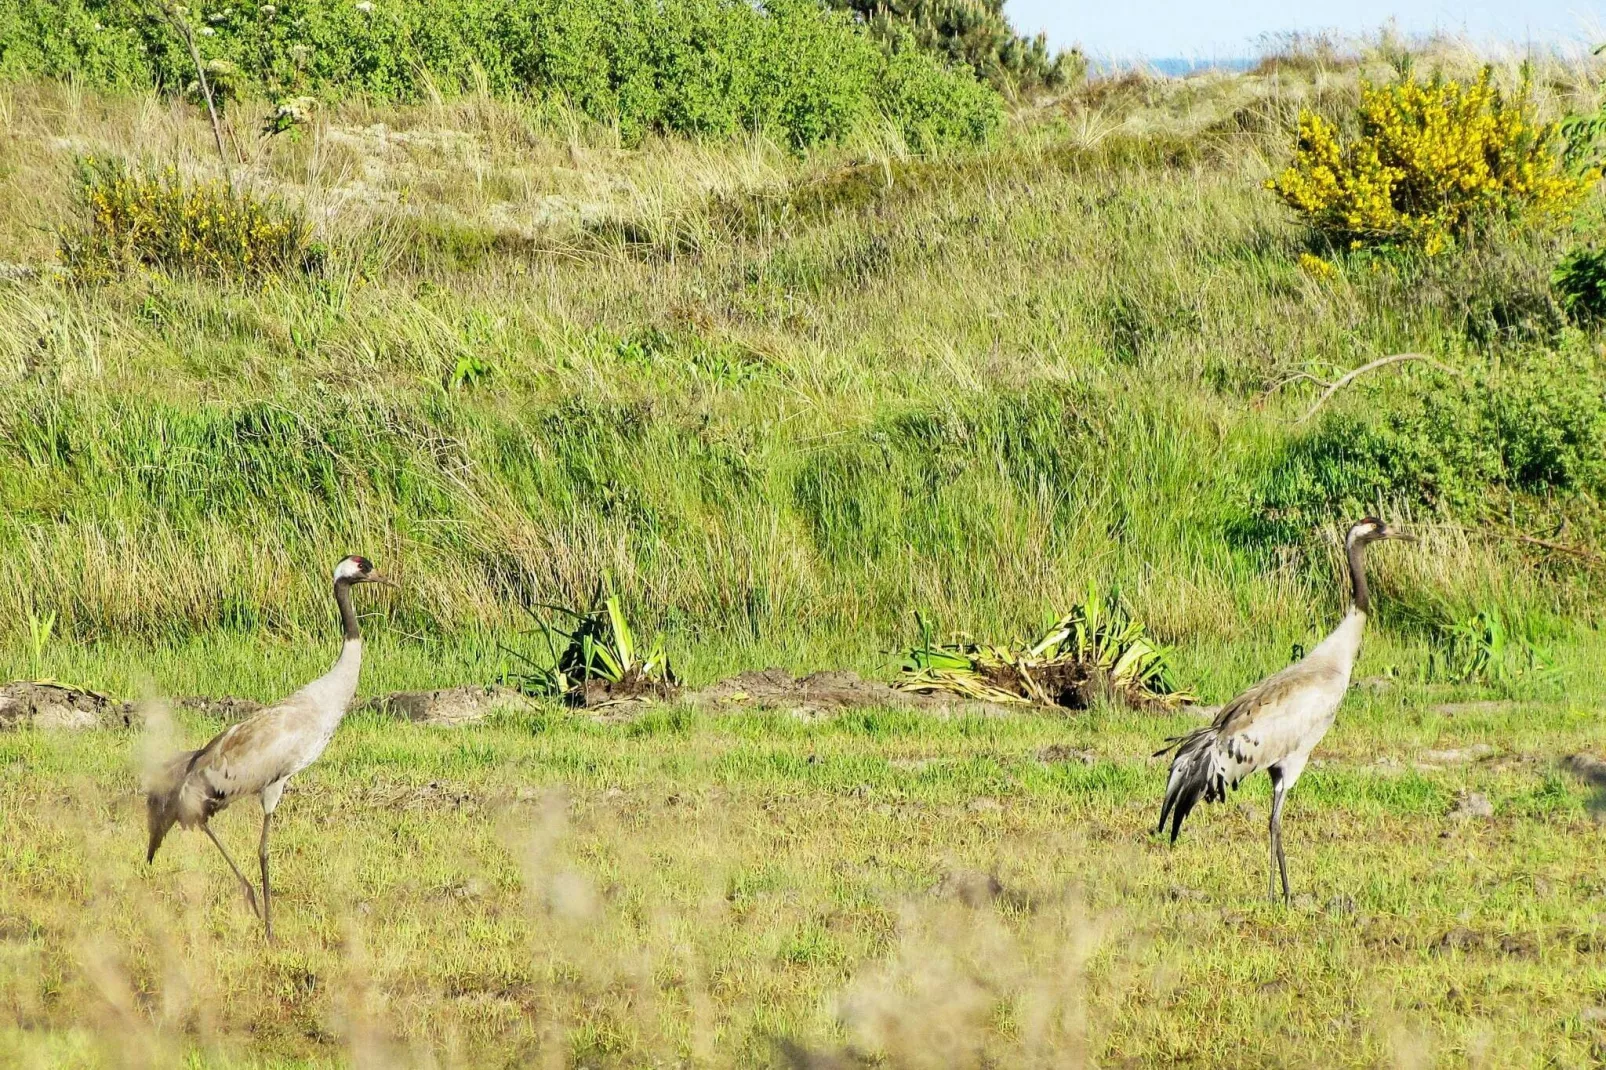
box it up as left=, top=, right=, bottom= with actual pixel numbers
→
left=576, top=668, right=681, bottom=708
left=1564, top=753, right=1606, bottom=786
left=359, top=778, right=484, bottom=814
left=0, top=683, right=130, bottom=730
left=362, top=686, right=527, bottom=725
left=689, top=668, right=1004, bottom=719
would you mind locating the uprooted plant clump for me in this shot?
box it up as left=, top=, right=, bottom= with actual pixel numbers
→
left=898, top=588, right=1195, bottom=710
left=501, top=582, right=680, bottom=707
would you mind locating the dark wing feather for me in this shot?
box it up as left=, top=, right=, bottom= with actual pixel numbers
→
left=1154, top=661, right=1332, bottom=842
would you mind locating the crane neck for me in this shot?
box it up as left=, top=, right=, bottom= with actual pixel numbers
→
left=1346, top=535, right=1370, bottom=615
left=335, top=578, right=361, bottom=641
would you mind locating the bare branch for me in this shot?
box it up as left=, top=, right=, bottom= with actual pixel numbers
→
left=1254, top=371, right=1331, bottom=410
left=1448, top=521, right=1606, bottom=570
left=1295, top=352, right=1462, bottom=425
left=146, top=0, right=234, bottom=176
left=1507, top=532, right=1605, bottom=566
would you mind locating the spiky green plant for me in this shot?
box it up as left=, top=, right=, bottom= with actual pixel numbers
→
left=901, top=612, right=1036, bottom=703
left=899, top=589, right=1193, bottom=708
left=25, top=606, right=54, bottom=683
left=1429, top=607, right=1554, bottom=685
left=503, top=581, right=677, bottom=705
left=1029, top=584, right=1188, bottom=700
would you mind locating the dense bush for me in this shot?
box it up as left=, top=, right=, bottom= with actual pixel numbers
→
left=60, top=158, right=312, bottom=280
left=1553, top=245, right=1606, bottom=325
left=825, top=0, right=1081, bottom=96
left=1256, top=344, right=1606, bottom=530
left=0, top=0, right=1001, bottom=150
left=1268, top=70, right=1594, bottom=254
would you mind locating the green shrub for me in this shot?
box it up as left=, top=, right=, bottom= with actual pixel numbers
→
left=875, top=38, right=1004, bottom=151
left=1256, top=344, right=1606, bottom=529
left=0, top=0, right=1001, bottom=151
left=1553, top=246, right=1606, bottom=326
left=60, top=158, right=312, bottom=280
left=825, top=0, right=1081, bottom=96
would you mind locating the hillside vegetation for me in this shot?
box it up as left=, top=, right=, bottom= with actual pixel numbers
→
left=2, top=43, right=1605, bottom=694
left=0, top=0, right=1001, bottom=149
left=826, top=0, right=1082, bottom=94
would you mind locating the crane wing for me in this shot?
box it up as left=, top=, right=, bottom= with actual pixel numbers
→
left=177, top=702, right=317, bottom=821
left=1210, top=660, right=1345, bottom=787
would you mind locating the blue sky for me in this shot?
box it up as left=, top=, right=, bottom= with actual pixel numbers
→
left=1005, top=1, right=1606, bottom=60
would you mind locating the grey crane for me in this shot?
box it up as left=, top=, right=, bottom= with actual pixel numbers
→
left=1154, top=518, right=1412, bottom=903
left=144, top=555, right=388, bottom=940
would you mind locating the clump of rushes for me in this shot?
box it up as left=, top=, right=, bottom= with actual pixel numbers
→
left=503, top=582, right=679, bottom=707
left=61, top=157, right=312, bottom=280
left=1553, top=245, right=1606, bottom=324
left=1268, top=69, right=1596, bottom=255
left=899, top=588, right=1194, bottom=709
left=1429, top=607, right=1554, bottom=686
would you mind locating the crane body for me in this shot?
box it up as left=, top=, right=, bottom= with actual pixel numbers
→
left=144, top=555, right=386, bottom=939
left=1155, top=519, right=1411, bottom=902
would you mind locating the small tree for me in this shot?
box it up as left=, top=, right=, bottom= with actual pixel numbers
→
left=1268, top=69, right=1595, bottom=255
left=826, top=0, right=1082, bottom=96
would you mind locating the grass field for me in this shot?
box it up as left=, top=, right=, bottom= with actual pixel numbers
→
left=1, top=676, right=1604, bottom=1067
left=1, top=32, right=1606, bottom=1068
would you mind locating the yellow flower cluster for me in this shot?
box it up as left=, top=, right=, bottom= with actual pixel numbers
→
left=1267, top=69, right=1597, bottom=254
left=65, top=160, right=308, bottom=280
left=1297, top=251, right=1338, bottom=278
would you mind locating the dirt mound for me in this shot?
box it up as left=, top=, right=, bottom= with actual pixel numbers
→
left=967, top=661, right=1129, bottom=709
left=1, top=667, right=1002, bottom=732
left=363, top=686, right=526, bottom=725
left=172, top=696, right=263, bottom=721
left=576, top=668, right=680, bottom=708
left=1564, top=753, right=1606, bottom=786
left=691, top=668, right=997, bottom=718
left=0, top=683, right=130, bottom=730
left=0, top=681, right=521, bottom=730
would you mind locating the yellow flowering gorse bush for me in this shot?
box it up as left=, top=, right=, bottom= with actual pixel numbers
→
left=62, top=158, right=310, bottom=280
left=1269, top=69, right=1596, bottom=254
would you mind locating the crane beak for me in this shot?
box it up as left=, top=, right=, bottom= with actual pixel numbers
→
left=367, top=573, right=398, bottom=587
left=1387, top=528, right=1416, bottom=542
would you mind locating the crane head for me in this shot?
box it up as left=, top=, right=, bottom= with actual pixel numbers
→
left=334, top=555, right=390, bottom=585
left=1347, top=517, right=1414, bottom=546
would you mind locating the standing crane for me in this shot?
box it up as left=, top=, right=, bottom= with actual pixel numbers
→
left=144, top=555, right=388, bottom=940
left=1155, top=518, right=1412, bottom=903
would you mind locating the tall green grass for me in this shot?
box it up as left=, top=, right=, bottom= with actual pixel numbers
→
left=0, top=64, right=1602, bottom=695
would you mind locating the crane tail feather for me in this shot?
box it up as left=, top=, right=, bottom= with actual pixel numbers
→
left=144, top=748, right=200, bottom=862
left=1156, top=727, right=1220, bottom=843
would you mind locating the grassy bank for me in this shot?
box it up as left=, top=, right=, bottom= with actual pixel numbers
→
left=2, top=55, right=1603, bottom=697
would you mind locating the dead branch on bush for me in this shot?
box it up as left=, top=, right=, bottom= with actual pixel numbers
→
left=144, top=0, right=233, bottom=174
left=1260, top=353, right=1463, bottom=423
left=1444, top=521, right=1606, bottom=570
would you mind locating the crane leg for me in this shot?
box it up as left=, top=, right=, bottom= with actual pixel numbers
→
left=203, top=824, right=261, bottom=919
left=1268, top=769, right=1290, bottom=905
left=258, top=812, right=274, bottom=944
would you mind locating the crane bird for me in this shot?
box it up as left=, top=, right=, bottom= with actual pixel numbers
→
left=143, top=555, right=388, bottom=940
left=1154, top=518, right=1412, bottom=903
